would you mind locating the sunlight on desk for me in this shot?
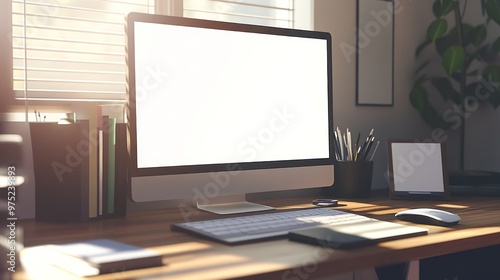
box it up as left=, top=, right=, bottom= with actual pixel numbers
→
left=160, top=242, right=297, bottom=280
left=436, top=203, right=470, bottom=209
left=343, top=202, right=391, bottom=213
left=150, top=242, right=213, bottom=256
left=367, top=208, right=408, bottom=216
left=380, top=227, right=500, bottom=250
left=278, top=203, right=313, bottom=210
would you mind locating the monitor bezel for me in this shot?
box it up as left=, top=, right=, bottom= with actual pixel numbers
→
left=126, top=12, right=334, bottom=179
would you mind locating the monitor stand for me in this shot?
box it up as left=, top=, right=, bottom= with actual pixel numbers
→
left=196, top=194, right=274, bottom=215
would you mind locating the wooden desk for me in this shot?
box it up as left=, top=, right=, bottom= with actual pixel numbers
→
left=14, top=196, right=500, bottom=279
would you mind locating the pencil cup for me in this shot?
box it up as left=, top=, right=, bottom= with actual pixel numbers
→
left=331, top=161, right=373, bottom=198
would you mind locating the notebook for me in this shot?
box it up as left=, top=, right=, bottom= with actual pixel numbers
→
left=20, top=239, right=163, bottom=277
left=288, top=218, right=428, bottom=249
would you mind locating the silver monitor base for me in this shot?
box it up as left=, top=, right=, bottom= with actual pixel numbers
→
left=196, top=194, right=274, bottom=215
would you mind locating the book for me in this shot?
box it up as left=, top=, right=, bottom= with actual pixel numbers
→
left=107, top=117, right=117, bottom=214
left=101, top=116, right=109, bottom=216
left=78, top=120, right=90, bottom=221
left=113, top=123, right=128, bottom=216
left=97, top=104, right=127, bottom=217
left=98, top=104, right=126, bottom=123
left=98, top=129, right=104, bottom=216
left=30, top=121, right=90, bottom=222
left=87, top=117, right=99, bottom=219
left=21, top=239, right=163, bottom=277
left=97, top=120, right=127, bottom=218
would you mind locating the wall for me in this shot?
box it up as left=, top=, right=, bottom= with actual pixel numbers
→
left=313, top=0, right=472, bottom=189
left=461, top=4, right=500, bottom=172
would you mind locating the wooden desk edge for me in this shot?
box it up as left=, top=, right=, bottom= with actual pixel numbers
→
left=13, top=196, right=500, bottom=280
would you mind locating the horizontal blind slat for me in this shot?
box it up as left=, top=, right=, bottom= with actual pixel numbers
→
left=12, top=35, right=124, bottom=47
left=13, top=0, right=151, bottom=17
left=16, top=46, right=124, bottom=57
left=13, top=66, right=123, bottom=76
left=183, top=0, right=294, bottom=28
left=13, top=0, right=292, bottom=101
left=13, top=0, right=153, bottom=101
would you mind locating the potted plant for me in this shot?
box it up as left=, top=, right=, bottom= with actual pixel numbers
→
left=410, top=0, right=500, bottom=177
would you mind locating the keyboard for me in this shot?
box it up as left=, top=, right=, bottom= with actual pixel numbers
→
left=171, top=208, right=375, bottom=244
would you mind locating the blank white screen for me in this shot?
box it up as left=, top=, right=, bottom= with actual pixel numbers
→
left=391, top=143, right=445, bottom=192
left=134, top=22, right=330, bottom=168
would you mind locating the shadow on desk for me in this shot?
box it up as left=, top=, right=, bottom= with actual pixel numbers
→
left=420, top=244, right=500, bottom=280
left=450, top=185, right=500, bottom=197
left=376, top=244, right=500, bottom=280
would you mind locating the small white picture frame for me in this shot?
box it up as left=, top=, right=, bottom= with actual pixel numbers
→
left=387, top=140, right=450, bottom=199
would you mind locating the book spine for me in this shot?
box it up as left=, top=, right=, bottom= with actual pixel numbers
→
left=101, top=116, right=109, bottom=217
left=107, top=118, right=116, bottom=214
left=88, top=117, right=98, bottom=219
left=78, top=120, right=90, bottom=221
left=114, top=123, right=128, bottom=216
left=98, top=129, right=104, bottom=216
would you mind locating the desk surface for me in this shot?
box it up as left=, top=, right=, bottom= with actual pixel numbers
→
left=15, top=195, right=500, bottom=279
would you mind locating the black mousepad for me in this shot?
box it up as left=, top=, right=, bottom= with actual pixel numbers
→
left=288, top=219, right=428, bottom=249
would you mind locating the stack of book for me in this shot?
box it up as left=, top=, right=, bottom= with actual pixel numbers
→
left=20, top=239, right=163, bottom=277
left=94, top=104, right=128, bottom=219
left=30, top=104, right=128, bottom=222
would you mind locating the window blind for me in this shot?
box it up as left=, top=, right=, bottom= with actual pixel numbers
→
left=12, top=0, right=154, bottom=101
left=183, top=0, right=294, bottom=28
left=11, top=0, right=295, bottom=102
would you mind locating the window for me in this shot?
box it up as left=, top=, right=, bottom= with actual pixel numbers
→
left=184, top=0, right=294, bottom=28
left=12, top=0, right=310, bottom=102
left=12, top=0, right=155, bottom=101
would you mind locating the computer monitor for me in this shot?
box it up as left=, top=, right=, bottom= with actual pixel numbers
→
left=126, top=13, right=334, bottom=215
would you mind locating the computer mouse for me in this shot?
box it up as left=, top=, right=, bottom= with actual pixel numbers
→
left=395, top=208, right=461, bottom=226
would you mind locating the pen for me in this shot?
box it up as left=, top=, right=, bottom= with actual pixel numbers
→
left=333, top=130, right=340, bottom=160
left=334, top=128, right=377, bottom=161
left=337, top=127, right=345, bottom=161
left=354, top=132, right=360, bottom=156
left=361, top=137, right=374, bottom=161
left=369, top=141, right=380, bottom=161
left=347, top=129, right=352, bottom=161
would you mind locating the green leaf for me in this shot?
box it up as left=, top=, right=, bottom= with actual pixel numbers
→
left=431, top=77, right=460, bottom=103
left=428, top=19, right=448, bottom=42
left=442, top=45, right=465, bottom=75
left=488, top=88, right=500, bottom=108
left=486, top=0, right=500, bottom=26
left=467, top=69, right=479, bottom=76
left=465, top=82, right=481, bottom=98
left=410, top=84, right=428, bottom=111
left=414, top=75, right=428, bottom=87
left=436, top=25, right=474, bottom=55
left=434, top=24, right=473, bottom=56
left=452, top=23, right=475, bottom=46
left=483, top=64, right=500, bottom=84
left=421, top=104, right=450, bottom=129
left=475, top=79, right=500, bottom=108
left=415, top=61, right=430, bottom=76
left=473, top=45, right=490, bottom=63
left=462, top=24, right=475, bottom=46
left=435, top=36, right=452, bottom=57
left=415, top=39, right=432, bottom=58
left=492, top=37, right=500, bottom=55
left=470, top=25, right=487, bottom=46
left=433, top=0, right=457, bottom=18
